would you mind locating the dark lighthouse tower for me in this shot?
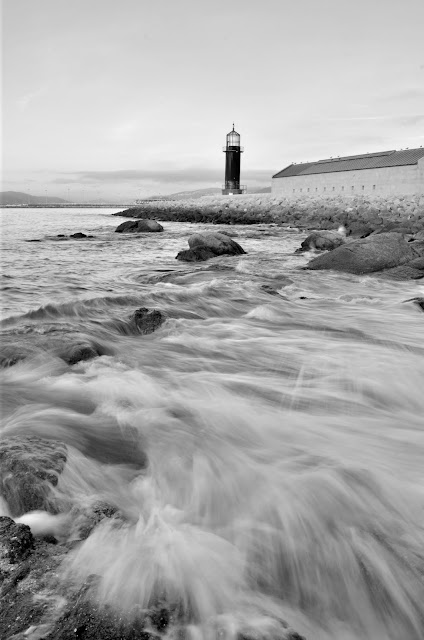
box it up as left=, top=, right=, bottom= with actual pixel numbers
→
left=222, top=124, right=244, bottom=195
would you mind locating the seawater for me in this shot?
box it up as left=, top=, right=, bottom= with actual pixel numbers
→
left=1, top=207, right=424, bottom=640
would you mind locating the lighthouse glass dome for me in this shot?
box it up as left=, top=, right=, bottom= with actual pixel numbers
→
left=226, top=129, right=241, bottom=147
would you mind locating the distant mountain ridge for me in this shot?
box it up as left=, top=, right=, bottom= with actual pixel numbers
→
left=146, top=186, right=271, bottom=200
left=0, top=191, right=70, bottom=205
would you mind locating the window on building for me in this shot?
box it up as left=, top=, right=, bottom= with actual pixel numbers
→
left=373, top=185, right=376, bottom=190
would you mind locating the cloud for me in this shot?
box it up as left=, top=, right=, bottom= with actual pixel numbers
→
left=51, top=167, right=273, bottom=185
left=17, top=87, right=46, bottom=111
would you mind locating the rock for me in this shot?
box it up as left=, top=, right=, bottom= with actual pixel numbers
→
left=70, top=232, right=87, bottom=239
left=115, top=220, right=163, bottom=233
left=403, top=297, right=424, bottom=311
left=406, top=256, right=424, bottom=270
left=0, top=334, right=110, bottom=368
left=305, top=233, right=418, bottom=275
left=0, top=437, right=67, bottom=517
left=0, top=517, right=34, bottom=563
left=261, top=284, right=281, bottom=295
left=408, top=240, right=424, bottom=256
left=345, top=222, right=375, bottom=238
left=176, top=246, right=217, bottom=262
left=176, top=232, right=246, bottom=261
left=129, top=308, right=165, bottom=334
left=414, top=230, right=424, bottom=240
left=297, top=230, right=345, bottom=252
left=69, top=501, right=119, bottom=540
left=374, top=265, right=424, bottom=280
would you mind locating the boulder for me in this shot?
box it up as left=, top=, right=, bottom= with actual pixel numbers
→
left=297, top=230, right=345, bottom=252
left=0, top=437, right=67, bottom=517
left=345, top=222, right=375, bottom=238
left=70, top=232, right=88, bottom=239
left=305, top=233, right=419, bottom=275
left=408, top=240, right=424, bottom=256
left=176, top=232, right=246, bottom=262
left=129, top=307, right=165, bottom=334
left=115, top=220, right=163, bottom=233
left=406, top=256, right=424, bottom=270
left=374, top=265, right=424, bottom=280
left=403, top=297, right=424, bottom=311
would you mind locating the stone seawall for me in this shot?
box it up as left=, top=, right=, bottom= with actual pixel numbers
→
left=114, top=193, right=424, bottom=230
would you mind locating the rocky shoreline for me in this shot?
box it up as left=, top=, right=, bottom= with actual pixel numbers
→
left=113, top=193, right=424, bottom=233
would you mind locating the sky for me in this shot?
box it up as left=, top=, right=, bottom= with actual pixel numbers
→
left=2, top=0, right=424, bottom=201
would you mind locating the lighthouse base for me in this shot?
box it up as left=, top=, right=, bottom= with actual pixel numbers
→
left=221, top=188, right=244, bottom=195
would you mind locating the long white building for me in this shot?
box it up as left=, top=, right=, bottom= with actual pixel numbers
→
left=272, top=148, right=424, bottom=197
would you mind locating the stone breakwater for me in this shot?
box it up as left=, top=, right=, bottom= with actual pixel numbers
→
left=114, top=193, right=424, bottom=231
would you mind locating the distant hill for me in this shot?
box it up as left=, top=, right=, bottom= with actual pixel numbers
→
left=0, top=191, right=70, bottom=205
left=146, top=186, right=271, bottom=201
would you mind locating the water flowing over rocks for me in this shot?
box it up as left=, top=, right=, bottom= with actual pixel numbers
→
left=176, top=232, right=246, bottom=261
left=115, top=219, right=164, bottom=233
left=3, top=206, right=424, bottom=640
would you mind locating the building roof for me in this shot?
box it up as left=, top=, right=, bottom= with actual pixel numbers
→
left=272, top=147, right=424, bottom=179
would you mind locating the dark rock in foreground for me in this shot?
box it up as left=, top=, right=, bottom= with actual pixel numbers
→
left=70, top=232, right=88, bottom=238
left=305, top=232, right=419, bottom=275
left=115, top=219, right=164, bottom=233
left=176, top=232, right=246, bottom=262
left=0, top=517, right=34, bottom=563
left=0, top=436, right=67, bottom=517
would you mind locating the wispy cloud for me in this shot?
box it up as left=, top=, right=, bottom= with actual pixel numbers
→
left=17, top=87, right=46, bottom=112
left=51, top=168, right=273, bottom=185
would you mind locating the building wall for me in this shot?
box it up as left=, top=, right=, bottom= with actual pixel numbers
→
left=271, top=159, right=424, bottom=197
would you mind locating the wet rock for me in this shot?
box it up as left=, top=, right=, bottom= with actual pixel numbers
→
left=128, top=308, right=165, bottom=335
left=115, top=220, right=163, bottom=233
left=0, top=333, right=112, bottom=368
left=0, top=517, right=34, bottom=564
left=176, top=232, right=246, bottom=261
left=374, top=265, right=424, bottom=280
left=408, top=240, right=424, bottom=256
left=176, top=246, right=217, bottom=262
left=70, top=232, right=88, bottom=239
left=345, top=222, right=375, bottom=238
left=297, top=230, right=345, bottom=252
left=406, top=256, right=424, bottom=270
left=0, top=437, right=67, bottom=517
left=69, top=502, right=119, bottom=541
left=305, top=232, right=418, bottom=275
left=403, top=297, right=424, bottom=311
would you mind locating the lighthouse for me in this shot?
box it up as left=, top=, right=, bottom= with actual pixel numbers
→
left=222, top=124, right=244, bottom=195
